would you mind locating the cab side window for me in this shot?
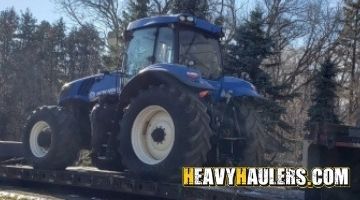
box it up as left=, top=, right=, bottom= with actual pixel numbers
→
left=126, top=28, right=156, bottom=76
left=155, top=27, right=174, bottom=64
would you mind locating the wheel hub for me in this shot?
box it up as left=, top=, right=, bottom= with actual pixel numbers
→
left=131, top=105, right=175, bottom=165
left=37, top=129, right=51, bottom=148
left=29, top=121, right=52, bottom=158
left=151, top=127, right=166, bottom=144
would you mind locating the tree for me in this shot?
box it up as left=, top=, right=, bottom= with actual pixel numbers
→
left=0, top=8, right=19, bottom=140
left=50, top=19, right=67, bottom=92
left=123, top=0, right=150, bottom=23
left=171, top=0, right=209, bottom=19
left=226, top=8, right=295, bottom=101
left=338, top=0, right=360, bottom=121
left=56, top=0, right=124, bottom=68
left=65, top=24, right=103, bottom=80
left=0, top=8, right=105, bottom=140
left=226, top=8, right=274, bottom=94
left=306, top=58, right=341, bottom=129
left=16, top=10, right=38, bottom=109
left=226, top=8, right=290, bottom=159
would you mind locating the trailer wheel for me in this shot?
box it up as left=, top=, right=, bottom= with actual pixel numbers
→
left=22, top=106, right=80, bottom=170
left=118, top=84, right=211, bottom=180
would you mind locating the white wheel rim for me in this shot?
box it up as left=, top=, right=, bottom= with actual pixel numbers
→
left=131, top=105, right=175, bottom=165
left=29, top=121, right=51, bottom=158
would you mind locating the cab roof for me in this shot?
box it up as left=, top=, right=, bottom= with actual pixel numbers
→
left=126, top=14, right=223, bottom=38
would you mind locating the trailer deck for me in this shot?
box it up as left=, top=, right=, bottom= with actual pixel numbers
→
left=0, top=164, right=303, bottom=200
left=6, top=123, right=360, bottom=200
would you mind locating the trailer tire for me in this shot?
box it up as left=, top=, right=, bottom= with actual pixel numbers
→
left=22, top=106, right=80, bottom=170
left=118, top=84, right=211, bottom=180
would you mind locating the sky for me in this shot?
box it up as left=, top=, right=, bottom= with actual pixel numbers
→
left=0, top=0, right=342, bottom=27
left=0, top=0, right=71, bottom=23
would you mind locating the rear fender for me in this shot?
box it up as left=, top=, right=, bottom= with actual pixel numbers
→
left=118, top=64, right=214, bottom=108
left=139, top=64, right=214, bottom=90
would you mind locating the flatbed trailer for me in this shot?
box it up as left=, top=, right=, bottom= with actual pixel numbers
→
left=0, top=142, right=304, bottom=200
left=4, top=121, right=360, bottom=200
left=0, top=164, right=304, bottom=200
left=303, top=123, right=360, bottom=199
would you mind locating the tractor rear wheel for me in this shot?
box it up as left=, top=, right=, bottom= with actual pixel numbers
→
left=234, top=99, right=277, bottom=166
left=118, top=84, right=212, bottom=180
left=22, top=106, right=80, bottom=170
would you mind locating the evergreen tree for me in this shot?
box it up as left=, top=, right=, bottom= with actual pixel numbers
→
left=33, top=19, right=67, bottom=104
left=0, top=8, right=105, bottom=140
left=226, top=8, right=293, bottom=150
left=16, top=10, right=38, bottom=109
left=306, top=58, right=341, bottom=129
left=0, top=8, right=19, bottom=140
left=65, top=24, right=103, bottom=80
left=226, top=8, right=274, bottom=95
left=226, top=8, right=295, bottom=103
left=34, top=21, right=53, bottom=103
left=226, top=8, right=295, bottom=101
left=19, top=9, right=36, bottom=47
left=122, top=0, right=150, bottom=23
left=0, top=8, right=19, bottom=72
left=51, top=19, right=67, bottom=90
left=171, top=0, right=209, bottom=19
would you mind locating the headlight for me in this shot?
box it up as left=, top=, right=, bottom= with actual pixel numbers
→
left=178, top=15, right=195, bottom=24
left=186, top=16, right=194, bottom=22
left=179, top=16, right=186, bottom=21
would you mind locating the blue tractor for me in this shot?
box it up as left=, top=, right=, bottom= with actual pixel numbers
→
left=23, top=14, right=270, bottom=179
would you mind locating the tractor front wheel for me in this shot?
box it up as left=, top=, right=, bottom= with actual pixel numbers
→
left=22, top=106, right=80, bottom=170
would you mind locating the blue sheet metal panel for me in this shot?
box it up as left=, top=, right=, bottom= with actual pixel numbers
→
left=88, top=73, right=121, bottom=101
left=58, top=72, right=122, bottom=104
left=206, top=76, right=261, bottom=102
left=139, top=63, right=215, bottom=90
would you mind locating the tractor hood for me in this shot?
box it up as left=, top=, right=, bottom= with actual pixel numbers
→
left=59, top=72, right=121, bottom=105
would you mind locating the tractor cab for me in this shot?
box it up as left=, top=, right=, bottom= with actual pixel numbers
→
left=123, top=14, right=223, bottom=79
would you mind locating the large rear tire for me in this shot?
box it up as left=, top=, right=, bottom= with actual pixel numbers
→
left=235, top=100, right=277, bottom=166
left=22, top=106, right=80, bottom=170
left=118, top=84, right=211, bottom=180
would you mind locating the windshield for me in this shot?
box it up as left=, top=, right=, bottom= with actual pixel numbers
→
left=179, top=30, right=222, bottom=79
